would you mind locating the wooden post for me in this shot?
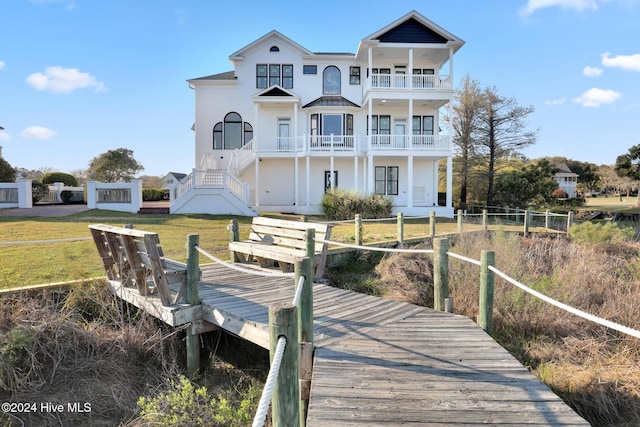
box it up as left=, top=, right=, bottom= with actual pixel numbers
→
left=545, top=210, right=550, bottom=230
left=354, top=214, right=363, bottom=246
left=478, top=250, right=495, bottom=335
left=567, top=211, right=574, bottom=233
left=270, top=303, right=300, bottom=427
left=429, top=210, right=436, bottom=239
left=482, top=209, right=488, bottom=232
left=228, top=219, right=239, bottom=262
left=186, top=234, right=200, bottom=376
left=457, top=209, right=463, bottom=234
left=523, top=208, right=530, bottom=236
left=504, top=206, right=510, bottom=223
left=433, top=238, right=449, bottom=311
left=295, top=254, right=314, bottom=426
left=396, top=212, right=404, bottom=246
left=444, top=297, right=454, bottom=313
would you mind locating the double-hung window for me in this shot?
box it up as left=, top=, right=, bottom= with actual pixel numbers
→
left=375, top=166, right=399, bottom=196
left=256, top=64, right=294, bottom=89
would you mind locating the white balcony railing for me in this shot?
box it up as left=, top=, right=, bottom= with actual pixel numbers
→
left=367, top=73, right=451, bottom=91
left=369, top=134, right=451, bottom=151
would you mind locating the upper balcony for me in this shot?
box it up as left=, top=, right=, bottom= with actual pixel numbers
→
left=366, top=73, right=451, bottom=91
left=228, top=134, right=451, bottom=173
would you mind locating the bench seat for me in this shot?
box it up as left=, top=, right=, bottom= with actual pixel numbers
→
left=229, top=217, right=333, bottom=279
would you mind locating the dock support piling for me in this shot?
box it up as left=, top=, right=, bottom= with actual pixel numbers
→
left=433, top=237, right=449, bottom=312
left=397, top=212, right=404, bottom=246
left=228, top=219, right=240, bottom=262
left=354, top=214, right=363, bottom=246
left=269, top=303, right=300, bottom=427
left=186, top=234, right=200, bottom=376
left=478, top=250, right=495, bottom=335
left=429, top=211, right=436, bottom=239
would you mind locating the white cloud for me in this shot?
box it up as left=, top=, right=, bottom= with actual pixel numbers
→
left=545, top=98, right=566, bottom=105
left=20, top=126, right=57, bottom=139
left=0, top=61, right=6, bottom=71
left=30, top=0, right=76, bottom=10
left=573, top=88, right=621, bottom=107
left=583, top=66, right=603, bottom=76
left=26, top=66, right=106, bottom=94
left=601, top=52, right=640, bottom=72
left=520, top=0, right=598, bottom=15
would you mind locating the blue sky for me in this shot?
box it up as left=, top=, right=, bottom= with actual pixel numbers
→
left=1, top=0, right=639, bottom=177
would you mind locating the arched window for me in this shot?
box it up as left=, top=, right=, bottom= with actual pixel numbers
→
left=212, top=113, right=253, bottom=149
left=323, top=66, right=341, bottom=95
left=270, top=45, right=280, bottom=52
left=224, top=112, right=242, bottom=149
left=244, top=122, right=253, bottom=144
left=213, top=122, right=222, bottom=149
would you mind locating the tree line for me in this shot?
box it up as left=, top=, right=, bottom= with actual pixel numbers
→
left=449, top=74, right=640, bottom=209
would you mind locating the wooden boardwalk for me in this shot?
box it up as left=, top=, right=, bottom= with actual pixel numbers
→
left=110, top=263, right=588, bottom=426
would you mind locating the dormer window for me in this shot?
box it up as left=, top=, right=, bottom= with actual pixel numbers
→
left=270, top=46, right=280, bottom=52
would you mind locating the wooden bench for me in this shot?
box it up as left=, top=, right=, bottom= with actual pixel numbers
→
left=228, top=217, right=333, bottom=280
left=89, top=224, right=191, bottom=306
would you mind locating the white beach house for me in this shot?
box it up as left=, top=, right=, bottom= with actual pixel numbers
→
left=172, top=10, right=464, bottom=216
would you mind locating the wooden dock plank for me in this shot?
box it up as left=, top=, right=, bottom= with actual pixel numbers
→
left=307, top=309, right=588, bottom=426
left=107, top=263, right=587, bottom=426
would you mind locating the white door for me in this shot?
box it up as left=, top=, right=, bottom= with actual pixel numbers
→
left=278, top=119, right=290, bottom=150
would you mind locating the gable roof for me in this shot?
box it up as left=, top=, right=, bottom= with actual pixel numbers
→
left=229, top=30, right=312, bottom=62
left=554, top=163, right=579, bottom=177
left=361, top=10, right=464, bottom=50
left=187, top=70, right=235, bottom=83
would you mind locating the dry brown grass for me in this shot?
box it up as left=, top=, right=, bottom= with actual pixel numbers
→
left=0, top=283, right=184, bottom=426
left=365, top=231, right=640, bottom=426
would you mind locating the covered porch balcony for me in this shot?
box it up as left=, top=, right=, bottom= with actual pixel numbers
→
left=366, top=73, right=451, bottom=91
left=236, top=134, right=451, bottom=154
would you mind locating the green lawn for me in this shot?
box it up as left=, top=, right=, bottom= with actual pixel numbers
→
left=0, top=209, right=560, bottom=289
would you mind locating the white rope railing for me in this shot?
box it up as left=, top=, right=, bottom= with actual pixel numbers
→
left=488, top=265, right=640, bottom=340
left=0, top=237, right=91, bottom=245
left=252, top=335, right=287, bottom=427
left=292, top=275, right=305, bottom=307
left=315, top=238, right=434, bottom=254
left=194, top=246, right=295, bottom=278
left=446, top=251, right=482, bottom=266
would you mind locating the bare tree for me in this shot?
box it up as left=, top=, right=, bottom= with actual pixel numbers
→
left=476, top=87, right=537, bottom=206
left=451, top=74, right=484, bottom=208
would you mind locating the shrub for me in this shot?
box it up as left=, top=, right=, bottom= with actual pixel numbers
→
left=137, top=374, right=257, bottom=427
left=321, top=188, right=392, bottom=220
left=31, top=180, right=48, bottom=203
left=552, top=189, right=568, bottom=199
left=568, top=221, right=634, bottom=246
left=41, top=172, right=78, bottom=187
left=143, top=188, right=169, bottom=201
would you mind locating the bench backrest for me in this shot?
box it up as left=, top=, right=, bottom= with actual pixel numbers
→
left=248, top=217, right=332, bottom=253
left=89, top=224, right=178, bottom=306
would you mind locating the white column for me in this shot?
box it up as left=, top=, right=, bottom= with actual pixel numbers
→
left=130, top=179, right=143, bottom=213
left=255, top=158, right=260, bottom=207
left=17, top=178, right=33, bottom=209
left=354, top=156, right=359, bottom=191
left=367, top=155, right=374, bottom=193
left=306, top=156, right=310, bottom=207
left=409, top=47, right=414, bottom=89
left=449, top=48, right=454, bottom=84
left=293, top=103, right=298, bottom=148
left=446, top=157, right=453, bottom=208
left=407, top=156, right=413, bottom=208
left=330, top=156, right=335, bottom=190
left=254, top=103, right=259, bottom=149
left=294, top=157, right=299, bottom=208
left=86, top=181, right=96, bottom=209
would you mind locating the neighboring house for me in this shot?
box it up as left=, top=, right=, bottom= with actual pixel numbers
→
left=554, top=163, right=579, bottom=198
left=162, top=172, right=187, bottom=188
left=174, top=10, right=464, bottom=216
